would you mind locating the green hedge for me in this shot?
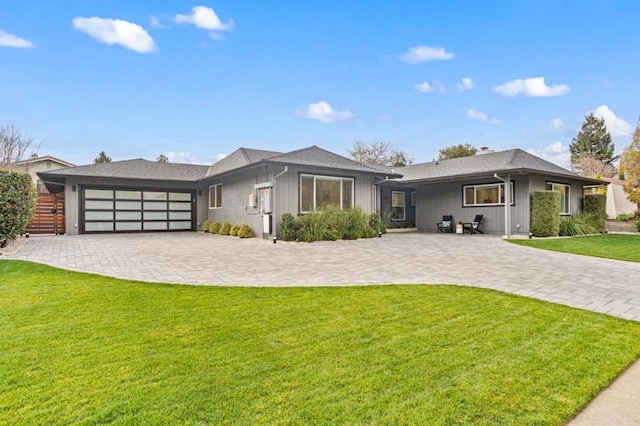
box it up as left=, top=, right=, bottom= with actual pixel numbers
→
left=583, top=194, right=606, bottom=233
left=530, top=190, right=561, bottom=237
left=0, top=169, right=36, bottom=243
left=279, top=207, right=384, bottom=242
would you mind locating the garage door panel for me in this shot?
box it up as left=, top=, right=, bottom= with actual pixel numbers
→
left=116, top=222, right=142, bottom=231
left=86, top=222, right=114, bottom=232
left=82, top=187, right=193, bottom=234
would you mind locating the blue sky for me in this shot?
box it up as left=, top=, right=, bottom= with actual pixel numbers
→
left=2, top=0, right=638, bottom=167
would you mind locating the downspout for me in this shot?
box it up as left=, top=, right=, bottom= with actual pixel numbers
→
left=272, top=166, right=288, bottom=238
left=494, top=173, right=511, bottom=237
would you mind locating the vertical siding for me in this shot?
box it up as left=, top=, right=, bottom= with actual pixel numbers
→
left=206, top=168, right=271, bottom=238
left=415, top=176, right=530, bottom=235
left=528, top=174, right=585, bottom=215
left=272, top=166, right=376, bottom=237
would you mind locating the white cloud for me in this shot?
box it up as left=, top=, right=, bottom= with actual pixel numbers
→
left=551, top=118, right=564, bottom=130
left=399, top=45, right=454, bottom=64
left=492, top=77, right=570, bottom=97
left=149, top=16, right=168, bottom=29
left=166, top=151, right=199, bottom=164
left=456, top=77, right=474, bottom=92
left=72, top=17, right=155, bottom=53
left=466, top=108, right=498, bottom=124
left=0, top=30, right=34, bottom=48
left=415, top=80, right=446, bottom=93
left=594, top=105, right=633, bottom=137
left=215, top=153, right=227, bottom=162
left=415, top=82, right=434, bottom=93
left=377, top=114, right=393, bottom=121
left=174, top=6, right=234, bottom=38
left=526, top=142, right=571, bottom=169
left=299, top=101, right=353, bottom=123
left=466, top=108, right=488, bottom=122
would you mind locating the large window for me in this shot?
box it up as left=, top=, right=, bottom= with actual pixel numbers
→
left=463, top=182, right=514, bottom=206
left=546, top=182, right=570, bottom=215
left=300, top=174, right=354, bottom=213
left=209, top=184, right=222, bottom=209
left=391, top=191, right=406, bottom=221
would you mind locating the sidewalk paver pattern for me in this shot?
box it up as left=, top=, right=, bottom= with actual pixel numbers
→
left=7, top=232, right=640, bottom=321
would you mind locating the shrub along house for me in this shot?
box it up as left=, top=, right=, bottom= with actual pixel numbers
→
left=377, top=149, right=603, bottom=236
left=38, top=146, right=399, bottom=237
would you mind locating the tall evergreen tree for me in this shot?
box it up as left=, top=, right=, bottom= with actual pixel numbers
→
left=569, top=113, right=615, bottom=165
left=438, top=143, right=477, bottom=160
left=93, top=151, right=112, bottom=164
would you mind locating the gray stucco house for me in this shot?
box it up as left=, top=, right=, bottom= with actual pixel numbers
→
left=39, top=146, right=602, bottom=238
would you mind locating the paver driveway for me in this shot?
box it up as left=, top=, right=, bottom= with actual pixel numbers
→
left=6, top=232, right=640, bottom=320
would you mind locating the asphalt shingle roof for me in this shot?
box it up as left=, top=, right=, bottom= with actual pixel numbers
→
left=205, top=148, right=283, bottom=177
left=39, top=158, right=209, bottom=182
left=391, top=149, right=602, bottom=184
left=265, top=145, right=394, bottom=175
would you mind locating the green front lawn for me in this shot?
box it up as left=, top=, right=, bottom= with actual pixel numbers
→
left=2, top=260, right=640, bottom=425
left=508, top=234, right=640, bottom=263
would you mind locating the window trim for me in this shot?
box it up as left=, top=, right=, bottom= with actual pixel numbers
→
left=299, top=174, right=355, bottom=213
left=546, top=181, right=571, bottom=215
left=410, top=191, right=416, bottom=207
left=391, top=191, right=406, bottom=221
left=462, top=182, right=515, bottom=207
left=209, top=184, right=222, bottom=209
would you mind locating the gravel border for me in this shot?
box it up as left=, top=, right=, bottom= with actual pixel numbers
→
left=0, top=236, right=28, bottom=257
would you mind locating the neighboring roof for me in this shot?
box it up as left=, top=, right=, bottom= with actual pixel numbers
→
left=39, top=158, right=209, bottom=182
left=390, top=149, right=603, bottom=185
left=16, top=155, right=75, bottom=168
left=205, top=148, right=283, bottom=177
left=264, top=145, right=397, bottom=176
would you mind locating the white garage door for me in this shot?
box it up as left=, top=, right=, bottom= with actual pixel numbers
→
left=82, top=188, right=194, bottom=233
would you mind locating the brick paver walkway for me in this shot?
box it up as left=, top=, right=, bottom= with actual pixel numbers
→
left=6, top=232, right=640, bottom=320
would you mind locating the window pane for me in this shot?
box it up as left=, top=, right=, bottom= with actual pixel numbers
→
left=392, top=191, right=405, bottom=207
left=143, top=192, right=167, bottom=200
left=115, top=222, right=142, bottom=231
left=169, top=212, right=191, bottom=220
left=464, top=187, right=475, bottom=205
left=476, top=185, right=499, bottom=204
left=391, top=191, right=405, bottom=221
left=209, top=186, right=216, bottom=208
left=85, top=222, right=114, bottom=232
left=85, top=200, right=113, bottom=210
left=169, top=202, right=191, bottom=211
left=85, top=189, right=113, bottom=199
left=116, top=201, right=142, bottom=210
left=144, top=202, right=167, bottom=210
left=342, top=179, right=353, bottom=209
left=144, top=222, right=168, bottom=230
left=115, top=190, right=141, bottom=200
left=216, top=185, right=222, bottom=208
left=169, top=192, right=191, bottom=201
left=116, top=211, right=141, bottom=220
left=301, top=176, right=314, bottom=212
left=169, top=221, right=192, bottom=230
left=144, top=211, right=167, bottom=220
left=85, top=211, right=114, bottom=220
left=316, top=178, right=341, bottom=210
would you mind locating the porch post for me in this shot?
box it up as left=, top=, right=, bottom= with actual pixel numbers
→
left=504, top=174, right=511, bottom=237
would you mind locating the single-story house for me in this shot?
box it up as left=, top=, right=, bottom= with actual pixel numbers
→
left=38, top=146, right=602, bottom=238
left=377, top=149, right=603, bottom=235
left=38, top=146, right=398, bottom=236
left=14, top=155, right=75, bottom=193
